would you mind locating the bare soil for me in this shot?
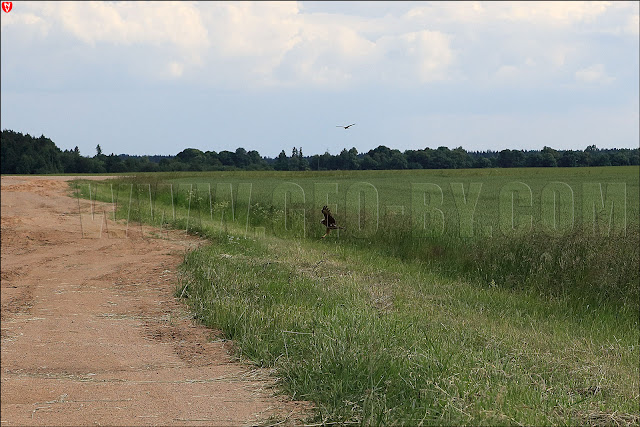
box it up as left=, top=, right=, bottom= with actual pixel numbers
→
left=1, top=176, right=308, bottom=426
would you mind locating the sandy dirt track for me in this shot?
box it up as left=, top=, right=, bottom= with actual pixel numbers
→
left=1, top=176, right=306, bottom=426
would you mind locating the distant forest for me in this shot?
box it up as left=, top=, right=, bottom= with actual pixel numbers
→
left=1, top=129, right=638, bottom=174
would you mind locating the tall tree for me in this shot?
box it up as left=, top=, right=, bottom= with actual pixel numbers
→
left=274, top=150, right=289, bottom=171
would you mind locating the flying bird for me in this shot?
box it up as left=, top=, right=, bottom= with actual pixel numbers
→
left=336, top=123, right=356, bottom=129
left=320, top=206, right=345, bottom=238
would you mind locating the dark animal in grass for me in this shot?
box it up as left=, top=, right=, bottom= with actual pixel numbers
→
left=320, top=206, right=344, bottom=238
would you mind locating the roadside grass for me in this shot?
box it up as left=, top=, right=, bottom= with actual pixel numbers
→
left=70, top=167, right=639, bottom=425
left=176, top=232, right=638, bottom=425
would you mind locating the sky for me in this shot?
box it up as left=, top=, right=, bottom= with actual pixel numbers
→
left=1, top=1, right=638, bottom=158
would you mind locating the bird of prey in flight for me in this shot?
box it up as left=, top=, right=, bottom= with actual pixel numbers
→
left=336, top=123, right=355, bottom=129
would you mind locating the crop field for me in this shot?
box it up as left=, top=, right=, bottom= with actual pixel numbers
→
left=74, top=166, right=639, bottom=425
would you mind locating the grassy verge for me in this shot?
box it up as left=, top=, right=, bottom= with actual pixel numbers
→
left=177, top=231, right=638, bottom=425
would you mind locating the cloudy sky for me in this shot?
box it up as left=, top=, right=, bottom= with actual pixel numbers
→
left=1, top=1, right=638, bottom=157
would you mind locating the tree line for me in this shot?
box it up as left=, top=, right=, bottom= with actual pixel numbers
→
left=1, top=129, right=638, bottom=175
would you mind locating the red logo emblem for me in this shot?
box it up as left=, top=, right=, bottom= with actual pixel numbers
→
left=2, top=2, right=12, bottom=13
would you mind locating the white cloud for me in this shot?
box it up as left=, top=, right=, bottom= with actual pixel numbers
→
left=0, top=10, right=50, bottom=37
left=496, top=1, right=611, bottom=25
left=375, top=30, right=453, bottom=83
left=268, top=15, right=378, bottom=87
left=1, top=1, right=636, bottom=90
left=496, top=65, right=519, bottom=79
left=574, top=63, right=615, bottom=84
left=196, top=2, right=453, bottom=88
left=167, top=61, right=184, bottom=78
left=58, top=2, right=208, bottom=49
left=628, top=14, right=639, bottom=35
left=20, top=1, right=209, bottom=68
left=402, top=0, right=636, bottom=88
left=406, top=1, right=613, bottom=27
left=205, top=1, right=300, bottom=58
left=548, top=46, right=571, bottom=68
left=1, top=11, right=45, bottom=28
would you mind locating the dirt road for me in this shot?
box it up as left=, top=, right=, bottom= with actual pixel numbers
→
left=1, top=176, right=304, bottom=426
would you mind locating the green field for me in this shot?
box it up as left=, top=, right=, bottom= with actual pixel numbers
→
left=74, top=166, right=639, bottom=425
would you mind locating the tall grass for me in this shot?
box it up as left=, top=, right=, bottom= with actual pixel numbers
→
left=341, top=212, right=639, bottom=314
left=73, top=173, right=639, bottom=311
